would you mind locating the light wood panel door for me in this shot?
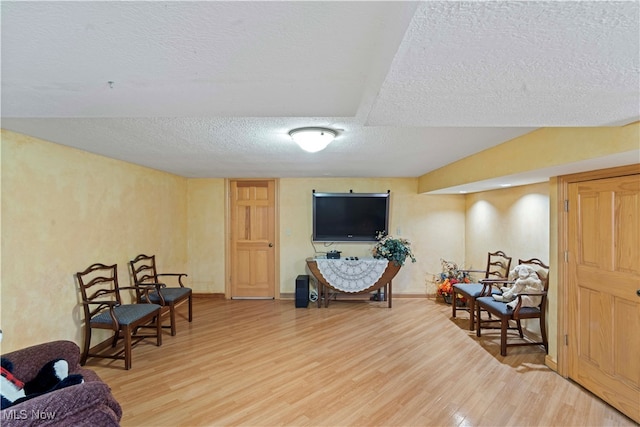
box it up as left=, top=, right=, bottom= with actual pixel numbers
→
left=568, top=174, right=640, bottom=423
left=230, top=180, right=276, bottom=299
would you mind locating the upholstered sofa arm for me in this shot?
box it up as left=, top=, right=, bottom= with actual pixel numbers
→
left=2, top=341, right=81, bottom=382
left=1, top=381, right=121, bottom=427
left=1, top=340, right=122, bottom=426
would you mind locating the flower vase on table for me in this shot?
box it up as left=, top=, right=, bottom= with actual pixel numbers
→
left=371, top=232, right=417, bottom=266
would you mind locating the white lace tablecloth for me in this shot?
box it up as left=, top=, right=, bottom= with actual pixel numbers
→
left=315, top=258, right=389, bottom=293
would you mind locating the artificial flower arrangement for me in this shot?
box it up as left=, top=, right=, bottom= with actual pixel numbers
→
left=435, top=259, right=472, bottom=303
left=372, top=232, right=417, bottom=266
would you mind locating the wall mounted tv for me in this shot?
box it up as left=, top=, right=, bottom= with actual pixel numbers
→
left=312, top=192, right=390, bottom=242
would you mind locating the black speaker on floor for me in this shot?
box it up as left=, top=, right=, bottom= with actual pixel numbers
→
left=295, top=275, right=309, bottom=308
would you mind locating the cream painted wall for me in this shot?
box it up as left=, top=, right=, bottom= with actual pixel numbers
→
left=465, top=182, right=550, bottom=269
left=417, top=124, right=639, bottom=366
left=0, top=138, right=3, bottom=333
left=464, top=182, right=552, bottom=357
left=186, top=179, right=226, bottom=293
left=279, top=178, right=466, bottom=296
left=547, top=177, right=559, bottom=362
left=3, top=124, right=631, bottom=365
left=418, top=123, right=640, bottom=193
left=1, top=130, right=188, bottom=353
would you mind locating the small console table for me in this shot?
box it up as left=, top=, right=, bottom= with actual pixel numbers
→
left=306, top=257, right=401, bottom=308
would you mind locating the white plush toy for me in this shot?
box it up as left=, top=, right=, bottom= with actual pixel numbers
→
left=493, top=264, right=543, bottom=309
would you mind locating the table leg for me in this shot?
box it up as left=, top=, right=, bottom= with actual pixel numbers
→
left=324, top=284, right=329, bottom=308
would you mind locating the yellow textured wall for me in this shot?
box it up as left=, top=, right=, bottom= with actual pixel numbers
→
left=3, top=124, right=633, bottom=363
left=465, top=182, right=549, bottom=269
left=418, top=123, right=640, bottom=193
left=0, top=137, right=3, bottom=334
left=420, top=124, right=640, bottom=365
left=464, top=182, right=552, bottom=355
left=187, top=179, right=226, bottom=293
left=547, top=177, right=559, bottom=361
left=0, top=130, right=188, bottom=353
left=279, top=178, right=466, bottom=295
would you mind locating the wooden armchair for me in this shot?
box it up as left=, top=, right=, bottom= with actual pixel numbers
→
left=452, top=251, right=512, bottom=330
left=475, top=258, right=550, bottom=356
left=130, top=254, right=193, bottom=336
left=76, top=263, right=162, bottom=370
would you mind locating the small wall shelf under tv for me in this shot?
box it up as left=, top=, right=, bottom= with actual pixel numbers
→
left=312, top=191, right=390, bottom=242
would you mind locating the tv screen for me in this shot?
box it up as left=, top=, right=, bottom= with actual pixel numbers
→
left=312, top=192, right=390, bottom=242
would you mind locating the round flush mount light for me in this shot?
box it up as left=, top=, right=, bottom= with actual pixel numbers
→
left=288, top=127, right=337, bottom=153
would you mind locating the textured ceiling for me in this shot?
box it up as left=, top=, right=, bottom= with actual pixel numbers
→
left=1, top=1, right=639, bottom=189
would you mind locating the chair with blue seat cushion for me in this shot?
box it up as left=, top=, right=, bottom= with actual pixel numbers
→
left=452, top=250, right=512, bottom=330
left=130, top=254, right=193, bottom=336
left=475, top=258, right=549, bottom=356
left=76, top=263, right=162, bottom=370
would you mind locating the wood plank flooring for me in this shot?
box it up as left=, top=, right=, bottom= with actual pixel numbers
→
left=89, top=297, right=637, bottom=426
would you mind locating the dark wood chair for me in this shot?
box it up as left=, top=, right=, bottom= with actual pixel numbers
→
left=130, top=254, right=192, bottom=336
left=452, top=251, right=512, bottom=330
left=76, top=263, right=162, bottom=370
left=475, top=258, right=550, bottom=356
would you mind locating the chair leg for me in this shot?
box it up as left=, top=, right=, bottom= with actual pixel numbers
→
left=111, top=331, right=119, bottom=348
left=468, top=298, right=475, bottom=331
left=81, top=325, right=91, bottom=365
left=476, top=304, right=482, bottom=337
left=188, top=294, right=193, bottom=322
left=123, top=325, right=132, bottom=370
left=169, top=304, right=177, bottom=336
left=452, top=293, right=458, bottom=318
left=540, top=314, right=548, bottom=353
left=516, top=319, right=524, bottom=338
left=156, top=311, right=163, bottom=346
left=500, top=317, right=508, bottom=356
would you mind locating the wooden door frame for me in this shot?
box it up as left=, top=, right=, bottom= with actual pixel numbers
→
left=556, top=163, right=640, bottom=377
left=224, top=178, right=280, bottom=300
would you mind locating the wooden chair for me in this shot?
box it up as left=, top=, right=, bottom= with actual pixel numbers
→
left=452, top=251, right=512, bottom=330
left=475, top=258, right=550, bottom=356
left=130, top=254, right=192, bottom=336
left=76, top=263, right=162, bottom=370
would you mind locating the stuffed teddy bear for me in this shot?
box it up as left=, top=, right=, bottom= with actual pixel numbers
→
left=493, top=264, right=543, bottom=309
left=1, top=357, right=84, bottom=409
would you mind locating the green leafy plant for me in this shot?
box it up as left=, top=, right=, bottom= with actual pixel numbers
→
left=372, top=232, right=417, bottom=266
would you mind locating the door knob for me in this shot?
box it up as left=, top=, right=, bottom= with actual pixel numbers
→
left=637, top=289, right=640, bottom=297
left=269, top=243, right=273, bottom=247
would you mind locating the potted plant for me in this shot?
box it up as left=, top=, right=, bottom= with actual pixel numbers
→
left=372, top=232, right=417, bottom=266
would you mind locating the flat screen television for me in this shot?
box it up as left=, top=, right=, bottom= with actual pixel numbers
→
left=312, top=192, right=390, bottom=242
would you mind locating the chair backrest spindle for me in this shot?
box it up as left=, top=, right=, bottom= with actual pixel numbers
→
left=485, top=250, right=512, bottom=280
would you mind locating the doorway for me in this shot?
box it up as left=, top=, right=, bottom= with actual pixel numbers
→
left=561, top=166, right=639, bottom=423
left=228, top=179, right=278, bottom=299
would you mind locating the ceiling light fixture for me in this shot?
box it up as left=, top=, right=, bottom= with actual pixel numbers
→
left=288, top=127, right=337, bottom=153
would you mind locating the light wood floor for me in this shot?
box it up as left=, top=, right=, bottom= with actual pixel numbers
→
left=89, top=297, right=637, bottom=427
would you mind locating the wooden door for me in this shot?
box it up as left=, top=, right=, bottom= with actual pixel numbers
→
left=229, top=180, right=276, bottom=299
left=568, top=174, right=640, bottom=423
